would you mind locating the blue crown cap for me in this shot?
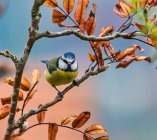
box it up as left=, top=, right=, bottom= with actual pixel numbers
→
left=64, top=52, right=75, bottom=59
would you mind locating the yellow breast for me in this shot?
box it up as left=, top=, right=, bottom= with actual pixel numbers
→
left=44, top=68, right=78, bottom=86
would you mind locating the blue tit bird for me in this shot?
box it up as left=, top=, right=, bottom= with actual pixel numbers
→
left=41, top=52, right=78, bottom=97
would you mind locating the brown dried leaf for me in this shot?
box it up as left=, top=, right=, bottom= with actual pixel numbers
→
left=83, top=135, right=92, bottom=140
left=119, top=0, right=132, bottom=16
left=116, top=59, right=134, bottom=68
left=25, top=89, right=37, bottom=105
left=20, top=77, right=31, bottom=91
left=116, top=45, right=144, bottom=61
left=112, top=7, right=128, bottom=18
left=85, top=124, right=108, bottom=135
left=99, top=26, right=114, bottom=37
left=95, top=47, right=104, bottom=67
left=31, top=69, right=41, bottom=84
left=4, top=77, right=31, bottom=91
left=0, top=104, right=10, bottom=120
left=61, top=115, right=77, bottom=125
left=148, top=0, right=157, bottom=6
left=1, top=96, right=11, bottom=105
left=63, top=0, right=75, bottom=14
left=140, top=0, right=148, bottom=8
left=134, top=56, right=151, bottom=63
left=4, top=77, right=14, bottom=86
left=85, top=11, right=96, bottom=35
left=52, top=9, right=67, bottom=23
left=95, top=136, right=109, bottom=140
left=72, top=111, right=91, bottom=128
left=37, top=104, right=45, bottom=123
left=74, top=0, right=89, bottom=25
left=44, top=0, right=58, bottom=8
left=48, top=123, right=58, bottom=140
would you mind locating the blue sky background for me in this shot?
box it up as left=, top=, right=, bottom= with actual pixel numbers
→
left=1, top=0, right=157, bottom=140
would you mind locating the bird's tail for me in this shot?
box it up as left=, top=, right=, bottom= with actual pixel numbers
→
left=41, top=60, right=49, bottom=64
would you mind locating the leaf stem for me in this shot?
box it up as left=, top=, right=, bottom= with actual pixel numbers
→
left=17, top=122, right=95, bottom=140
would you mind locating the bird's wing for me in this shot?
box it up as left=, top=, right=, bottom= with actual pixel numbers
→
left=47, top=57, right=58, bottom=73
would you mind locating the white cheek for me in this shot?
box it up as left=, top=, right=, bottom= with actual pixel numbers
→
left=71, top=61, right=78, bottom=71
left=58, top=61, right=68, bottom=70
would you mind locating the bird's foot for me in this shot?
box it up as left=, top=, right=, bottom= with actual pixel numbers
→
left=58, top=92, right=64, bottom=99
left=73, top=79, right=80, bottom=87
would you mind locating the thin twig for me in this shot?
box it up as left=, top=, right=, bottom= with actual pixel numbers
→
left=129, top=37, right=154, bottom=47
left=0, top=50, right=18, bottom=64
left=15, top=123, right=95, bottom=140
left=21, top=81, right=38, bottom=116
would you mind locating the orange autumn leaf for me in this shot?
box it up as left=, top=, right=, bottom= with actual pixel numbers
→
left=99, top=26, right=114, bottom=37
left=134, top=56, right=151, bottom=62
left=88, top=53, right=96, bottom=62
left=95, top=47, right=104, bottom=67
left=0, top=104, right=10, bottom=120
left=4, top=77, right=14, bottom=86
left=48, top=123, right=58, bottom=140
left=44, top=0, right=58, bottom=8
left=85, top=11, right=96, bottom=35
left=0, top=91, right=23, bottom=105
left=37, top=104, right=46, bottom=123
left=63, top=0, right=75, bottom=14
left=31, top=69, right=41, bottom=84
left=95, top=136, right=109, bottom=140
left=113, top=1, right=131, bottom=18
left=1, top=96, right=11, bottom=105
left=4, top=76, right=31, bottom=91
left=85, top=124, right=108, bottom=135
left=116, top=45, right=144, bottom=61
left=140, top=0, right=148, bottom=8
left=72, top=111, right=91, bottom=128
left=52, top=9, right=67, bottom=23
left=83, top=135, right=92, bottom=140
left=119, top=0, right=132, bottom=16
left=74, top=0, right=89, bottom=25
left=61, top=115, right=77, bottom=125
left=18, top=91, right=24, bottom=101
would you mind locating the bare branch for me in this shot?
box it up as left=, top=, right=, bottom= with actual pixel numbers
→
left=36, top=30, right=150, bottom=44
left=0, top=50, right=18, bottom=64
left=14, top=65, right=109, bottom=129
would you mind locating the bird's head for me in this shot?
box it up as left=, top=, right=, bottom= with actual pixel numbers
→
left=58, top=52, right=78, bottom=71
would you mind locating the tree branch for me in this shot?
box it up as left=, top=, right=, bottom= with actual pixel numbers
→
left=13, top=65, right=109, bottom=129
left=4, top=0, right=45, bottom=139
left=0, top=50, right=18, bottom=64
left=36, top=30, right=148, bottom=43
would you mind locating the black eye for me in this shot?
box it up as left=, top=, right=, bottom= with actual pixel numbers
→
left=62, top=58, right=68, bottom=64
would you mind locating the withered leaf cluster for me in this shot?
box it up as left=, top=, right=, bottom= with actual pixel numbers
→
left=0, top=69, right=41, bottom=120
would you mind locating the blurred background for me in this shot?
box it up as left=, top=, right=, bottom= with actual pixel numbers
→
left=0, top=0, right=157, bottom=140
